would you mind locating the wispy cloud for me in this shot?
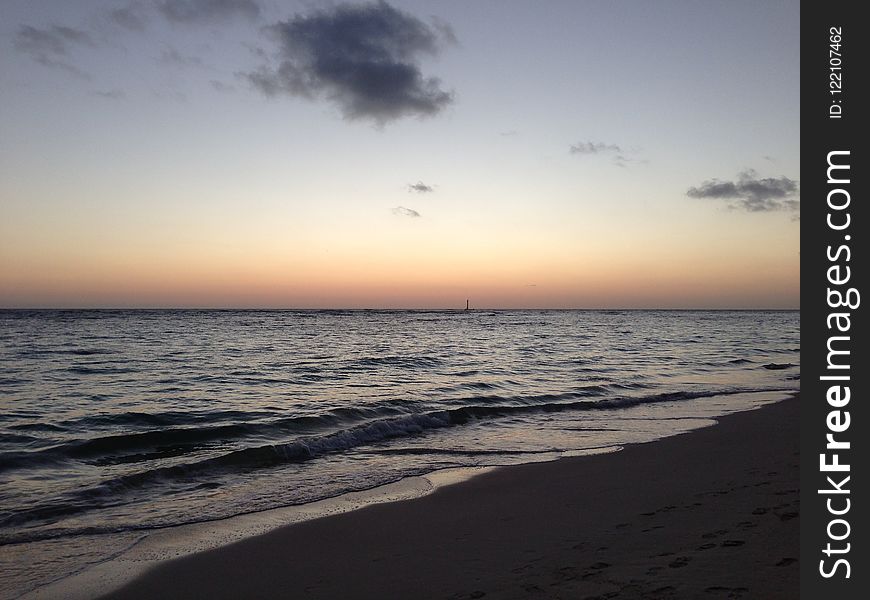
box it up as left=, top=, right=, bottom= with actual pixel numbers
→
left=244, top=1, right=454, bottom=125
left=569, top=140, right=645, bottom=167
left=407, top=181, right=434, bottom=193
left=158, top=0, right=261, bottom=24
left=686, top=169, right=799, bottom=212
left=392, top=206, right=421, bottom=218
left=14, top=24, right=95, bottom=78
left=569, top=141, right=623, bottom=155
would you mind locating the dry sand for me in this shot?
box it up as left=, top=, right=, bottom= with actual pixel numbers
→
left=103, top=395, right=799, bottom=599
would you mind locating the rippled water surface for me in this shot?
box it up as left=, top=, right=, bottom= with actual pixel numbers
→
left=0, top=309, right=799, bottom=597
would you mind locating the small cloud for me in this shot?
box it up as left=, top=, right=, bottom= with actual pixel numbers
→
left=244, top=1, right=455, bottom=125
left=570, top=140, right=645, bottom=167
left=686, top=169, right=799, bottom=212
left=763, top=155, right=777, bottom=162
left=407, top=181, right=434, bottom=193
left=14, top=24, right=94, bottom=78
left=569, top=141, right=622, bottom=155
left=158, top=0, right=261, bottom=24
left=392, top=206, right=421, bottom=218
left=92, top=89, right=126, bottom=100
left=499, top=130, right=518, bottom=137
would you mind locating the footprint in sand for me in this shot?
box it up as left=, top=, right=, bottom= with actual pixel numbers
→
left=669, top=556, right=692, bottom=568
left=721, top=540, right=745, bottom=547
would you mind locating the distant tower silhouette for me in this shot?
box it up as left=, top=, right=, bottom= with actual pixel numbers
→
left=465, top=299, right=469, bottom=310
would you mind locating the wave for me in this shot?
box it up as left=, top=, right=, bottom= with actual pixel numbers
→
left=0, top=413, right=341, bottom=473
left=0, top=384, right=765, bottom=475
left=762, top=363, right=796, bottom=370
left=0, top=386, right=785, bottom=534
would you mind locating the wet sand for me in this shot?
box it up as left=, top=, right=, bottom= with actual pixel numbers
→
left=103, top=395, right=799, bottom=599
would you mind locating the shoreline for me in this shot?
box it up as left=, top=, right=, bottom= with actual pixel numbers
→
left=19, top=446, right=626, bottom=600
left=88, top=392, right=799, bottom=599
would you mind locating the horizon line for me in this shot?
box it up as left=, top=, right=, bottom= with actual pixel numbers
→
left=0, top=306, right=801, bottom=312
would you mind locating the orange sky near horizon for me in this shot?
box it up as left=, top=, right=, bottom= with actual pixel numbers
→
left=0, top=209, right=799, bottom=308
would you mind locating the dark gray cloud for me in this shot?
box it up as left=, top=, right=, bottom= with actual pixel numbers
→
left=158, top=0, right=261, bottom=24
left=245, top=1, right=454, bottom=124
left=408, top=181, right=434, bottom=193
left=14, top=25, right=95, bottom=77
left=569, top=141, right=623, bottom=155
left=392, top=206, right=421, bottom=218
left=687, top=169, right=799, bottom=212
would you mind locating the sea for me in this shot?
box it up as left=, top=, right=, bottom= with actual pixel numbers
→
left=0, top=309, right=799, bottom=598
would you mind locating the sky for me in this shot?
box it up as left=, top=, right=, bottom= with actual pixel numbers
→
left=0, top=0, right=800, bottom=309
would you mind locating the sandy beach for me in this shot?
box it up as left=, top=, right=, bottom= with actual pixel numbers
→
left=101, top=394, right=799, bottom=600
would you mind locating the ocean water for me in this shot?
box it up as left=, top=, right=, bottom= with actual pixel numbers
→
left=0, top=310, right=799, bottom=597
